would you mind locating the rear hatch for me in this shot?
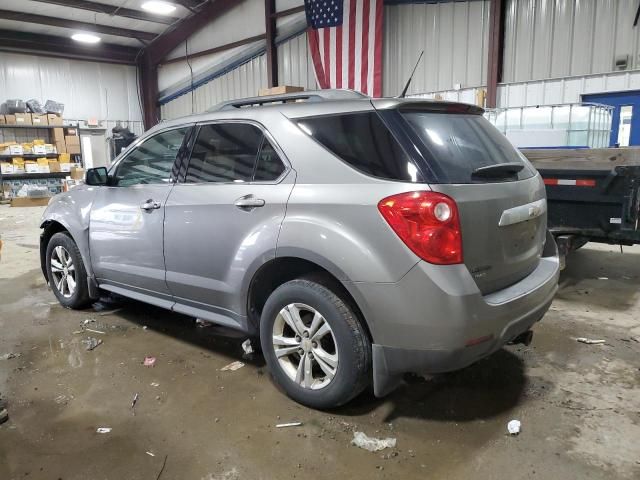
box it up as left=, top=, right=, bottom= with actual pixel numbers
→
left=381, top=102, right=546, bottom=294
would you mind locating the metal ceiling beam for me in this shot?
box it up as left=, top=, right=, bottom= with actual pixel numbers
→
left=145, top=0, right=237, bottom=64
left=173, top=0, right=207, bottom=12
left=29, top=0, right=180, bottom=25
left=486, top=0, right=504, bottom=108
left=0, top=9, right=158, bottom=41
left=0, top=29, right=139, bottom=64
left=264, top=0, right=277, bottom=88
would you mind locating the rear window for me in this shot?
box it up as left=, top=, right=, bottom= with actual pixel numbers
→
left=401, top=111, right=534, bottom=183
left=297, top=112, right=423, bottom=182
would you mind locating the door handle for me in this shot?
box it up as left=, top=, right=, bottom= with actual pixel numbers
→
left=234, top=195, right=265, bottom=209
left=140, top=199, right=161, bottom=211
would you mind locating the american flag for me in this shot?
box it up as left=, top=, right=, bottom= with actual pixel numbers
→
left=305, top=0, right=383, bottom=97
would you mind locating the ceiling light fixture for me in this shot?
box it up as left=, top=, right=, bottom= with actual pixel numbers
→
left=141, top=1, right=177, bottom=15
left=71, top=33, right=101, bottom=44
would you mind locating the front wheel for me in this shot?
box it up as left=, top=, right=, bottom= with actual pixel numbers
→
left=260, top=278, right=371, bottom=409
left=46, top=232, right=91, bottom=309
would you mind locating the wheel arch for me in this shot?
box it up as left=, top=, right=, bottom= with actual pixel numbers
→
left=246, top=255, right=373, bottom=343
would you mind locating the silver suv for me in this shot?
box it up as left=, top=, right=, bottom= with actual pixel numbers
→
left=40, top=90, right=559, bottom=409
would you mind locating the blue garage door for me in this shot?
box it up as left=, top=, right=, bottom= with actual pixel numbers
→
left=583, top=90, right=640, bottom=147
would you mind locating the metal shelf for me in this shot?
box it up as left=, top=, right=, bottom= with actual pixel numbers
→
left=0, top=124, right=60, bottom=129
left=1, top=172, right=69, bottom=180
left=0, top=154, right=60, bottom=159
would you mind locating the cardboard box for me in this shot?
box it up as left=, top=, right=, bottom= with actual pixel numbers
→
left=45, top=144, right=56, bottom=154
left=32, top=145, right=47, bottom=155
left=65, top=135, right=80, bottom=146
left=58, top=153, right=71, bottom=163
left=70, top=166, right=85, bottom=180
left=55, top=141, right=67, bottom=154
left=11, top=197, right=51, bottom=207
left=31, top=114, right=48, bottom=126
left=14, top=113, right=32, bottom=125
left=60, top=162, right=72, bottom=172
left=12, top=158, right=25, bottom=173
left=67, top=144, right=81, bottom=155
left=25, top=161, right=39, bottom=173
left=48, top=160, right=61, bottom=172
left=65, top=128, right=78, bottom=136
left=1, top=145, right=24, bottom=156
left=47, top=114, right=63, bottom=126
left=258, top=85, right=304, bottom=96
left=0, top=115, right=5, bottom=125
left=37, top=158, right=49, bottom=173
left=5, top=114, right=16, bottom=125
left=53, top=128, right=65, bottom=143
left=0, top=162, right=13, bottom=174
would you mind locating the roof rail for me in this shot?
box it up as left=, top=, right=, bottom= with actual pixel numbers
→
left=207, top=89, right=368, bottom=112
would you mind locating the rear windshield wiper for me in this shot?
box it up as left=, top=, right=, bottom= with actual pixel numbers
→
left=472, top=162, right=524, bottom=179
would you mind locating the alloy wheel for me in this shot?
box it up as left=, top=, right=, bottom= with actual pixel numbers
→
left=50, top=246, right=76, bottom=298
left=272, top=303, right=339, bottom=390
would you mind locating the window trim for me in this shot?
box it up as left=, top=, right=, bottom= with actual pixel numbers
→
left=108, top=125, right=194, bottom=187
left=177, top=119, right=291, bottom=186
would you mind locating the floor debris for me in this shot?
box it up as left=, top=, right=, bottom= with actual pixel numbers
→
left=351, top=431, right=397, bottom=452
left=507, top=419, right=521, bottom=435
left=1, top=352, right=21, bottom=360
left=0, top=398, right=8, bottom=425
left=276, top=422, right=302, bottom=428
left=156, top=454, right=168, bottom=480
left=220, top=361, right=244, bottom=372
left=98, top=308, right=122, bottom=316
left=83, top=337, right=103, bottom=351
left=131, top=393, right=139, bottom=411
left=144, top=356, right=156, bottom=367
left=576, top=337, right=606, bottom=345
left=150, top=382, right=160, bottom=387
left=146, top=451, right=155, bottom=457
left=96, top=427, right=112, bottom=433
left=241, top=339, right=254, bottom=355
left=85, top=328, right=106, bottom=335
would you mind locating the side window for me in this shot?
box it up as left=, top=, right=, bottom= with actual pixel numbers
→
left=186, top=123, right=262, bottom=183
left=254, top=140, right=286, bottom=181
left=114, top=128, right=188, bottom=186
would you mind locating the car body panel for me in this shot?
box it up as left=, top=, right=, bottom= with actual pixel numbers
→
left=89, top=183, right=174, bottom=298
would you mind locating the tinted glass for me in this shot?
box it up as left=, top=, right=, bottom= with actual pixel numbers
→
left=115, top=128, right=188, bottom=186
left=297, top=112, right=421, bottom=182
left=401, top=112, right=534, bottom=183
left=254, top=140, right=286, bottom=181
left=186, top=123, right=262, bottom=183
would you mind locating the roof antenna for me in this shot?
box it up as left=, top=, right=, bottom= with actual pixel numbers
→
left=398, top=51, right=424, bottom=98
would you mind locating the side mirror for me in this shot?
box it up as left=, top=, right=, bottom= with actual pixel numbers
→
left=85, top=167, right=109, bottom=186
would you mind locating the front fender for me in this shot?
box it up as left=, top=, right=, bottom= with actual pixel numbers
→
left=40, top=186, right=98, bottom=278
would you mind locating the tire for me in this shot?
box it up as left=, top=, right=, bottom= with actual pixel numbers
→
left=260, top=278, right=371, bottom=409
left=46, top=232, right=91, bottom=309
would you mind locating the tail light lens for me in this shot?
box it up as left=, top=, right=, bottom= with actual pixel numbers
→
left=378, top=191, right=463, bottom=265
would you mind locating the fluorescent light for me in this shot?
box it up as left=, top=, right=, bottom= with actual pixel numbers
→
left=71, top=33, right=101, bottom=44
left=141, top=1, right=177, bottom=14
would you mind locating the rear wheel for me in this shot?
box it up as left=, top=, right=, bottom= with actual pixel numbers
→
left=260, top=278, right=371, bottom=409
left=46, top=232, right=91, bottom=309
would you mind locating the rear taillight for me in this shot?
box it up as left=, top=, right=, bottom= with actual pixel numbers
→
left=378, top=191, right=463, bottom=265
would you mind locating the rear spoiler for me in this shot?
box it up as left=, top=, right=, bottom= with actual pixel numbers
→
left=373, top=99, right=484, bottom=115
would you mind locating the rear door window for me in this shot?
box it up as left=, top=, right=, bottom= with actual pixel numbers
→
left=297, top=112, right=423, bottom=182
left=186, top=123, right=263, bottom=183
left=401, top=111, right=535, bottom=183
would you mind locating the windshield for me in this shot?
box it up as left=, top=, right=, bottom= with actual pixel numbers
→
left=401, top=111, right=535, bottom=184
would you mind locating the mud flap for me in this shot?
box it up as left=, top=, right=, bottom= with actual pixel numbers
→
left=372, top=344, right=405, bottom=397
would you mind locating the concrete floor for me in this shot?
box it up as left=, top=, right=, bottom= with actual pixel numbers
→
left=0, top=204, right=639, bottom=480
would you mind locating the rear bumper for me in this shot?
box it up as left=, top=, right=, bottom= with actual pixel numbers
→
left=346, top=231, right=560, bottom=396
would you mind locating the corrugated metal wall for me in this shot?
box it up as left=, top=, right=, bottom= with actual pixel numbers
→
left=277, top=32, right=317, bottom=90
left=503, top=0, right=640, bottom=83
left=0, top=51, right=141, bottom=121
left=160, top=54, right=268, bottom=120
left=383, top=1, right=490, bottom=96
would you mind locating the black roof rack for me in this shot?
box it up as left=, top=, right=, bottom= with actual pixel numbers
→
left=207, top=89, right=368, bottom=112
